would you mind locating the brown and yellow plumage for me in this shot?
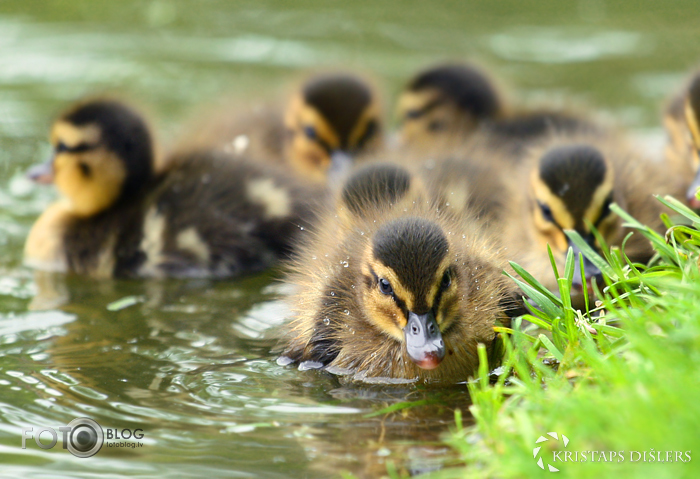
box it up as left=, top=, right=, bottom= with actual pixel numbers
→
left=279, top=163, right=520, bottom=385
left=25, top=98, right=321, bottom=279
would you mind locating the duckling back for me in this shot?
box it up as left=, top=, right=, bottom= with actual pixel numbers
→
left=139, top=150, right=322, bottom=278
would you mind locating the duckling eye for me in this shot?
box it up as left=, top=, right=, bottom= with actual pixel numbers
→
left=304, top=126, right=317, bottom=140
left=441, top=270, right=451, bottom=289
left=538, top=202, right=555, bottom=224
left=378, top=278, right=393, bottom=295
left=405, top=109, right=423, bottom=120
left=428, top=120, right=446, bottom=132
left=78, top=162, right=92, bottom=178
left=55, top=142, right=69, bottom=153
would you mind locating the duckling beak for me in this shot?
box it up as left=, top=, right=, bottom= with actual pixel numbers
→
left=686, top=168, right=700, bottom=209
left=567, top=234, right=603, bottom=291
left=404, top=311, right=445, bottom=370
left=26, top=158, right=54, bottom=184
left=328, top=150, right=354, bottom=186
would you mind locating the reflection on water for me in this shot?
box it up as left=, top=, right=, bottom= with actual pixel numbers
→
left=1, top=0, right=700, bottom=477
left=2, top=272, right=469, bottom=477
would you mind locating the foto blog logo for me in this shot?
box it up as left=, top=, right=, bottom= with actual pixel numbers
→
left=21, top=417, right=104, bottom=458
left=533, top=432, right=570, bottom=472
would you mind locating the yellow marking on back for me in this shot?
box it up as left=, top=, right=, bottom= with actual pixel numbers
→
left=92, top=234, right=117, bottom=279
left=176, top=227, right=210, bottom=262
left=138, top=207, right=166, bottom=277
left=441, top=181, right=470, bottom=214
left=247, top=178, right=291, bottom=219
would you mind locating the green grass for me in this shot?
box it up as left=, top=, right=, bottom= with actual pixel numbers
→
left=436, top=196, right=700, bottom=478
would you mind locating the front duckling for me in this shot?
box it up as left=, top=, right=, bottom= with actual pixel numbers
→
left=181, top=72, right=383, bottom=185
left=25, top=99, right=318, bottom=279
left=663, top=71, right=700, bottom=207
left=279, top=165, right=518, bottom=384
left=503, top=138, right=671, bottom=300
left=396, top=62, right=597, bottom=157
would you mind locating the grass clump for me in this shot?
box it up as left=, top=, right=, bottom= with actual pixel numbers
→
left=442, top=196, right=700, bottom=478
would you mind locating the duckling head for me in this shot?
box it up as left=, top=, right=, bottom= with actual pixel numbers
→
left=27, top=99, right=154, bottom=217
left=284, top=73, right=381, bottom=184
left=683, top=75, right=700, bottom=207
left=396, top=63, right=502, bottom=149
left=358, top=216, right=463, bottom=369
left=530, top=144, right=616, bottom=288
left=338, top=163, right=426, bottom=224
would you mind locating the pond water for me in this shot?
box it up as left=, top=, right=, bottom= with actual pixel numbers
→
left=1, top=1, right=699, bottom=477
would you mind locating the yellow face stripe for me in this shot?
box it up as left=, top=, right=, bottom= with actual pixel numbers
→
left=285, top=94, right=341, bottom=150
left=583, top=167, right=615, bottom=228
left=348, top=100, right=380, bottom=148
left=51, top=121, right=101, bottom=148
left=530, top=168, right=575, bottom=230
left=396, top=88, right=441, bottom=121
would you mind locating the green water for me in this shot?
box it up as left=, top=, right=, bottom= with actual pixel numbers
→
left=1, top=1, right=699, bottom=477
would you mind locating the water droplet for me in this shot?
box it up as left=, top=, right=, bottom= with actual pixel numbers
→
left=311, top=255, right=317, bottom=260
left=323, top=318, right=330, bottom=325
left=344, top=309, right=350, bottom=315
left=330, top=291, right=336, bottom=297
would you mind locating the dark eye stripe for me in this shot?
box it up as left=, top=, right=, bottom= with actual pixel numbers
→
left=369, top=266, right=407, bottom=316
left=56, top=142, right=97, bottom=154
left=403, top=98, right=445, bottom=121
left=355, top=120, right=378, bottom=150
left=595, top=193, right=614, bottom=227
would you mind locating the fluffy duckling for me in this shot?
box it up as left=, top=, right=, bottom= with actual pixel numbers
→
left=279, top=164, right=519, bottom=384
left=180, top=72, right=383, bottom=185
left=396, top=62, right=597, bottom=157
left=501, top=135, right=672, bottom=299
left=663, top=71, right=700, bottom=208
left=25, top=99, right=319, bottom=279
left=396, top=63, right=503, bottom=151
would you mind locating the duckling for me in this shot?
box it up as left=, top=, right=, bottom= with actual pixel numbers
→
left=278, top=164, right=520, bottom=384
left=663, top=71, right=700, bottom=208
left=179, top=72, right=383, bottom=185
left=501, top=135, right=672, bottom=300
left=396, top=63, right=503, bottom=151
left=25, top=99, right=320, bottom=279
left=396, top=62, right=598, bottom=157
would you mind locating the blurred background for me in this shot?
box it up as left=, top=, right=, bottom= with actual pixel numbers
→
left=1, top=1, right=699, bottom=477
